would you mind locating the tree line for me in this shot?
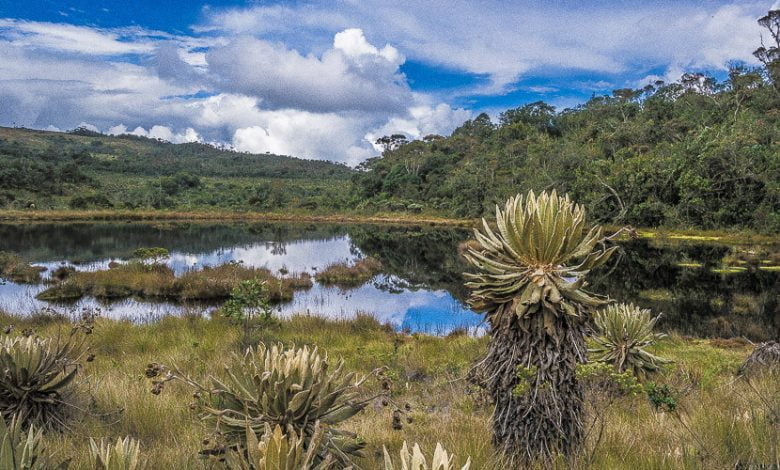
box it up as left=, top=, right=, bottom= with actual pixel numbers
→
left=353, top=11, right=780, bottom=232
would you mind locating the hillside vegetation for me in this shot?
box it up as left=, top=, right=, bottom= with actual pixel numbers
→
left=1, top=72, right=779, bottom=232
left=354, top=69, right=779, bottom=232
left=0, top=126, right=352, bottom=212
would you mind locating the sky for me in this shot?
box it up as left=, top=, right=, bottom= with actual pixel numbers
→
left=0, top=0, right=775, bottom=165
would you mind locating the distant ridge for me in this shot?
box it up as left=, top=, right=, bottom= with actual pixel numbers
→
left=0, top=126, right=353, bottom=179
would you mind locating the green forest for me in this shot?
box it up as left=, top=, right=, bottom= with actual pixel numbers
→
left=355, top=68, right=779, bottom=232
left=1, top=64, right=779, bottom=233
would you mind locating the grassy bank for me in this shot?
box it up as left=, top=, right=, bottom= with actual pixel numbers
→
left=1, top=209, right=777, bottom=245
left=0, top=209, right=473, bottom=227
left=0, top=311, right=775, bottom=469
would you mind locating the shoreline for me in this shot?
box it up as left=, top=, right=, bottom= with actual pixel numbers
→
left=0, top=209, right=473, bottom=227
left=0, top=209, right=777, bottom=244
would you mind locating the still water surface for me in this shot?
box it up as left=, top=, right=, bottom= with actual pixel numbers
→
left=0, top=222, right=777, bottom=339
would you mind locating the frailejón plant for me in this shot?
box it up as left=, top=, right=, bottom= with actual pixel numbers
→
left=463, top=190, right=616, bottom=464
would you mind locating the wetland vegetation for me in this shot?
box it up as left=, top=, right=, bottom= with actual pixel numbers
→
left=0, top=8, right=777, bottom=469
left=0, top=211, right=776, bottom=468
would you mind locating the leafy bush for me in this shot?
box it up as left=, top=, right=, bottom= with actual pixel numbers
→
left=590, top=303, right=670, bottom=377
left=576, top=361, right=643, bottom=396
left=644, top=382, right=678, bottom=412
left=68, top=194, right=113, bottom=209
left=221, top=279, right=273, bottom=322
left=222, top=279, right=277, bottom=345
left=0, top=335, right=82, bottom=429
left=0, top=413, right=68, bottom=469
left=132, top=247, right=169, bottom=265
left=89, top=437, right=146, bottom=470
left=382, top=441, right=471, bottom=470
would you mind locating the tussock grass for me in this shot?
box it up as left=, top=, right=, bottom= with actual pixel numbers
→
left=315, top=258, right=383, bottom=287
left=0, top=312, right=775, bottom=469
left=0, top=251, right=45, bottom=283
left=36, top=262, right=307, bottom=302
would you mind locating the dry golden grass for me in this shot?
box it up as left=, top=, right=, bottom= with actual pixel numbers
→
left=36, top=262, right=307, bottom=303
left=0, top=312, right=775, bottom=469
left=315, top=258, right=383, bottom=287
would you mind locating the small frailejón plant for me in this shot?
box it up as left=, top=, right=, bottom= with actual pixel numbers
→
left=0, top=413, right=68, bottom=469
left=590, top=303, right=670, bottom=377
left=148, top=344, right=373, bottom=467
left=382, top=441, right=471, bottom=470
left=89, top=437, right=146, bottom=470
left=227, top=422, right=337, bottom=470
left=0, top=335, right=82, bottom=429
left=463, top=190, right=617, bottom=464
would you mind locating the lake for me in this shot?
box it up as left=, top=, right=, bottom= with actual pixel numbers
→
left=0, top=221, right=777, bottom=339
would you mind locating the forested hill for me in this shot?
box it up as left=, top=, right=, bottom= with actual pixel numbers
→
left=0, top=126, right=352, bottom=180
left=0, top=126, right=354, bottom=211
left=1, top=73, right=779, bottom=232
left=353, top=69, right=780, bottom=232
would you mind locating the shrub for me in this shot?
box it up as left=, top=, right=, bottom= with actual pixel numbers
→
left=590, top=303, right=671, bottom=378
left=89, top=437, right=146, bottom=470
left=576, top=361, right=643, bottom=397
left=132, top=247, right=169, bottom=265
left=0, top=413, right=67, bottom=469
left=407, top=203, right=424, bottom=213
left=382, top=441, right=471, bottom=470
left=221, top=279, right=272, bottom=322
left=68, top=194, right=113, bottom=209
left=221, top=279, right=276, bottom=344
left=644, top=382, right=678, bottom=412
left=0, top=335, right=82, bottom=429
left=51, top=266, right=76, bottom=282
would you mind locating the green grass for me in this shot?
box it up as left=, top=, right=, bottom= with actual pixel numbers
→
left=0, top=311, right=775, bottom=469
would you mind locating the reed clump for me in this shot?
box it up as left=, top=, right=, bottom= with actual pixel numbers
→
left=36, top=262, right=307, bottom=303
left=0, top=251, right=45, bottom=283
left=315, top=258, right=383, bottom=287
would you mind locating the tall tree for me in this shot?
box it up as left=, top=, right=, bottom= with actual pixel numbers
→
left=754, top=10, right=780, bottom=91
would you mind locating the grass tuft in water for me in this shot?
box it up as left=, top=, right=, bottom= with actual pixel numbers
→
left=315, top=258, right=383, bottom=287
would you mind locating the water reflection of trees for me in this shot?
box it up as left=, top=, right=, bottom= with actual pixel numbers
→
left=591, top=240, right=779, bottom=340
left=351, top=230, right=778, bottom=340
left=2, top=222, right=776, bottom=340
left=0, top=222, right=344, bottom=262
left=347, top=225, right=472, bottom=301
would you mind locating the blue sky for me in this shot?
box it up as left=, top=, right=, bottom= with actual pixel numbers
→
left=0, top=0, right=774, bottom=164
